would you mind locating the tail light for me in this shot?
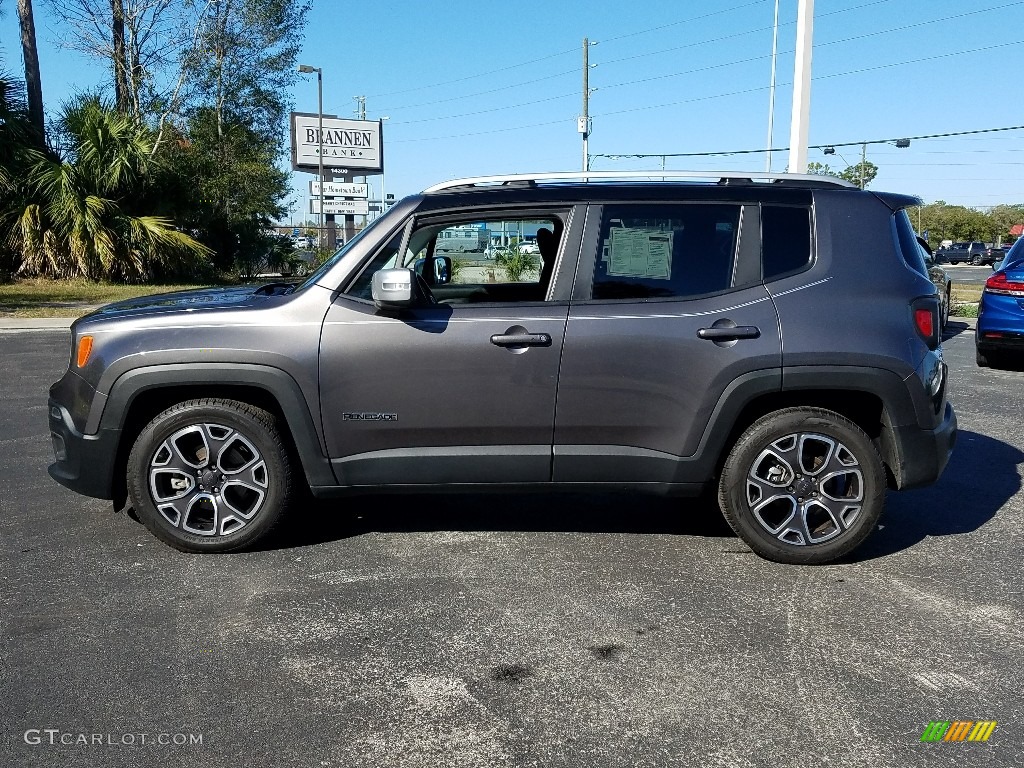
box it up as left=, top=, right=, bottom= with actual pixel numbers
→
left=984, top=272, right=1024, bottom=297
left=911, top=297, right=940, bottom=350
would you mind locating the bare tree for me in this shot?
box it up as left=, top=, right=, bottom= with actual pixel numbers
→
left=45, top=0, right=204, bottom=121
left=17, top=0, right=44, bottom=136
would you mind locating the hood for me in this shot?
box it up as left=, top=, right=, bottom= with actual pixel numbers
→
left=83, top=282, right=295, bottom=321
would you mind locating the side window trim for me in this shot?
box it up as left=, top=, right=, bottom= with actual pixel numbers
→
left=574, top=201, right=751, bottom=304
left=341, top=218, right=415, bottom=301
left=734, top=204, right=761, bottom=288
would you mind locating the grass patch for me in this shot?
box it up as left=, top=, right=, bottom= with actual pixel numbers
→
left=0, top=278, right=216, bottom=317
left=951, top=284, right=982, bottom=304
left=950, top=283, right=981, bottom=318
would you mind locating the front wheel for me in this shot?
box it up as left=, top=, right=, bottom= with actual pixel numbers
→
left=127, top=398, right=293, bottom=553
left=718, top=408, right=885, bottom=564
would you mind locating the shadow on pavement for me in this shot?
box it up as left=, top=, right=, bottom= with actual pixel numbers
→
left=264, top=487, right=736, bottom=552
left=942, top=319, right=973, bottom=341
left=124, top=429, right=1018, bottom=562
left=851, top=429, right=1022, bottom=562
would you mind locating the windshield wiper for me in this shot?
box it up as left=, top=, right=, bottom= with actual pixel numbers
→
left=253, top=282, right=297, bottom=296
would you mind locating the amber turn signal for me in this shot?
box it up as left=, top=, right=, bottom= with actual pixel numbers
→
left=76, top=335, right=94, bottom=368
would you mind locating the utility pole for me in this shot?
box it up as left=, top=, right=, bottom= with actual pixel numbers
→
left=766, top=0, right=780, bottom=172
left=860, top=142, right=867, bottom=189
left=787, top=0, right=815, bottom=174
left=582, top=37, right=590, bottom=173
left=355, top=95, right=366, bottom=120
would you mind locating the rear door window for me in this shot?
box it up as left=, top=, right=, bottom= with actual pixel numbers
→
left=590, top=203, right=743, bottom=300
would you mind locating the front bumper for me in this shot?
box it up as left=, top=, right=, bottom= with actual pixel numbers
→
left=47, top=399, right=120, bottom=500
left=891, top=400, right=957, bottom=490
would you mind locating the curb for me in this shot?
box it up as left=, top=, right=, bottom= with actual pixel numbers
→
left=0, top=317, right=75, bottom=332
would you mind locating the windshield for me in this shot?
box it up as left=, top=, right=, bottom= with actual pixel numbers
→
left=295, top=221, right=385, bottom=291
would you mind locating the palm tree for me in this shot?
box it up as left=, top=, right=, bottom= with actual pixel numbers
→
left=13, top=96, right=211, bottom=280
left=0, top=68, right=37, bottom=275
left=16, top=0, right=43, bottom=137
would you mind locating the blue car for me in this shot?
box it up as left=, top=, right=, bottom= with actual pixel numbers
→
left=976, top=238, right=1024, bottom=367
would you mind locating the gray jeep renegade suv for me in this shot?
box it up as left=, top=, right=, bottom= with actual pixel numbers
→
left=47, top=171, right=957, bottom=563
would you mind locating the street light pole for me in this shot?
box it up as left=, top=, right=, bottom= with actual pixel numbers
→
left=298, top=64, right=324, bottom=250
left=379, top=116, right=390, bottom=219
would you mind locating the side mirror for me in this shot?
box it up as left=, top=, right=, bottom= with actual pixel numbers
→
left=432, top=256, right=452, bottom=285
left=414, top=256, right=453, bottom=286
left=372, top=268, right=417, bottom=310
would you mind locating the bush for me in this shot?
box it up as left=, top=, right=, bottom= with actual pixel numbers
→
left=495, top=249, right=539, bottom=282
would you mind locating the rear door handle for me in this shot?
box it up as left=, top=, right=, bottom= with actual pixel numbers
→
left=697, top=325, right=761, bottom=341
left=490, top=332, right=552, bottom=347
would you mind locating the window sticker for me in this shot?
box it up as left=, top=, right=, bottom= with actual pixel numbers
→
left=608, top=228, right=673, bottom=280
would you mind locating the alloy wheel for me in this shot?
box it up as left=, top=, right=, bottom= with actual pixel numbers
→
left=744, top=432, right=863, bottom=546
left=148, top=422, right=269, bottom=537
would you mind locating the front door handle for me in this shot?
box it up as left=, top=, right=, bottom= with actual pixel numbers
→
left=697, top=325, right=761, bottom=341
left=490, top=332, right=552, bottom=347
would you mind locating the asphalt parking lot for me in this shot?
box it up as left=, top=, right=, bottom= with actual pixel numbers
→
left=943, top=263, right=998, bottom=285
left=1, top=322, right=1022, bottom=767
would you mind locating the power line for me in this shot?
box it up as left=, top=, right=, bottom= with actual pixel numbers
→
left=598, top=0, right=892, bottom=67
left=363, top=47, right=578, bottom=100
left=362, top=0, right=1022, bottom=132
left=598, top=0, right=766, bottom=45
left=592, top=125, right=1024, bottom=161
left=362, top=0, right=876, bottom=117
left=592, top=39, right=1024, bottom=121
left=372, top=68, right=579, bottom=114
left=596, top=2, right=1024, bottom=94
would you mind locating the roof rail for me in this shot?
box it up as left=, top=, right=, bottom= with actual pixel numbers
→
left=422, top=170, right=857, bottom=193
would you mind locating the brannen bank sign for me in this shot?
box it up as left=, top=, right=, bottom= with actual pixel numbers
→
left=291, top=113, right=384, bottom=174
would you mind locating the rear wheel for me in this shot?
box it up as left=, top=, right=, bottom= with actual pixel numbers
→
left=127, top=398, right=293, bottom=553
left=976, top=347, right=1005, bottom=368
left=971, top=254, right=983, bottom=266
left=718, top=408, right=885, bottom=564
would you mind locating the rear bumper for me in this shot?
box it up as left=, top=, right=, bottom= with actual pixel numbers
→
left=975, top=330, right=1024, bottom=354
left=47, top=399, right=119, bottom=500
left=891, top=400, right=957, bottom=490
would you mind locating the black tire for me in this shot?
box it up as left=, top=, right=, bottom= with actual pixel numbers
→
left=976, top=347, right=1006, bottom=369
left=971, top=255, right=982, bottom=266
left=718, top=407, right=885, bottom=564
left=127, top=398, right=293, bottom=553
left=942, top=288, right=950, bottom=331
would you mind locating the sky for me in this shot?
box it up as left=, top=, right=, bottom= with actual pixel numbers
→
left=4, top=0, right=1024, bottom=223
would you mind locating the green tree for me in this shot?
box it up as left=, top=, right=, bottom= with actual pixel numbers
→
left=807, top=160, right=879, bottom=189
left=193, top=0, right=309, bottom=143
left=914, top=201, right=999, bottom=247
left=839, top=161, right=878, bottom=189
left=158, top=107, right=290, bottom=274
left=11, top=95, right=210, bottom=280
left=0, top=67, right=37, bottom=275
left=806, top=161, right=840, bottom=177
left=988, top=204, right=1024, bottom=244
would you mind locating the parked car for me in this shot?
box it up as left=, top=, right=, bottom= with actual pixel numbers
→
left=936, top=241, right=994, bottom=266
left=47, top=170, right=956, bottom=564
left=985, top=244, right=1006, bottom=267
left=919, top=237, right=951, bottom=330
left=976, top=238, right=1024, bottom=367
